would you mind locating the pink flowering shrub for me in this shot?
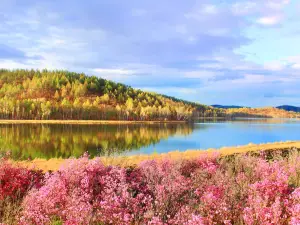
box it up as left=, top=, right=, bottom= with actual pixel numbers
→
left=0, top=160, right=44, bottom=224
left=21, top=156, right=152, bottom=225
left=0, top=161, right=43, bottom=200
left=196, top=184, right=233, bottom=224
left=170, top=207, right=207, bottom=225
left=243, top=161, right=292, bottom=224
left=1, top=148, right=300, bottom=224
left=139, top=159, right=193, bottom=223
left=289, top=188, right=300, bottom=224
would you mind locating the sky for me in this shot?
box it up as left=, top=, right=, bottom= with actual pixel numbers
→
left=1, top=0, right=300, bottom=107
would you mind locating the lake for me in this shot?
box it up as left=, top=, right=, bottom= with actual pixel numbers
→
left=0, top=118, right=299, bottom=160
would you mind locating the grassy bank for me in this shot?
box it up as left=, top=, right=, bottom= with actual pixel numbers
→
left=0, top=119, right=187, bottom=125
left=19, top=141, right=300, bottom=171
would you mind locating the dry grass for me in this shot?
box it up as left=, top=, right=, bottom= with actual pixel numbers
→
left=17, top=141, right=300, bottom=171
left=0, top=199, right=22, bottom=225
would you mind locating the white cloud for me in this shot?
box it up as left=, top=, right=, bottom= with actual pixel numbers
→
left=140, top=87, right=197, bottom=95
left=232, top=74, right=265, bottom=84
left=201, top=5, right=218, bottom=14
left=277, top=55, right=300, bottom=70
left=257, top=15, right=283, bottom=25
left=266, top=0, right=290, bottom=10
left=184, top=70, right=221, bottom=79
left=91, top=68, right=137, bottom=82
left=184, top=3, right=218, bottom=20
left=232, top=0, right=289, bottom=27
left=292, top=63, right=300, bottom=69
left=92, top=68, right=135, bottom=75
left=264, top=61, right=285, bottom=71
left=187, top=36, right=197, bottom=43
left=53, top=39, right=66, bottom=45
left=0, top=58, right=65, bottom=70
left=231, top=73, right=294, bottom=85
left=231, top=2, right=258, bottom=15
left=0, top=60, right=31, bottom=69
left=198, top=63, right=223, bottom=69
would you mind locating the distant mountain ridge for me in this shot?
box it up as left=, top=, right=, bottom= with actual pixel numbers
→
left=212, top=104, right=300, bottom=113
left=276, top=105, right=300, bottom=113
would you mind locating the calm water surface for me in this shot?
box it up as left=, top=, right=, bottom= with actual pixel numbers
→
left=0, top=118, right=299, bottom=160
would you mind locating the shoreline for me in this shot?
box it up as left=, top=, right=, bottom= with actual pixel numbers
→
left=0, top=117, right=298, bottom=125
left=16, top=141, right=300, bottom=171
left=0, top=119, right=188, bottom=125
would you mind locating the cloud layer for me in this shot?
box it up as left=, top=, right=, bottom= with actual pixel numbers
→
left=0, top=0, right=299, bottom=106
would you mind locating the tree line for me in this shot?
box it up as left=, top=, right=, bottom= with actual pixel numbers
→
left=0, top=69, right=224, bottom=121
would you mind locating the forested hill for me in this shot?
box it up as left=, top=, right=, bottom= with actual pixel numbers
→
left=0, top=69, right=223, bottom=121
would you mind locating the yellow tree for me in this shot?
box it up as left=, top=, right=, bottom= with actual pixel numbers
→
left=125, top=97, right=134, bottom=120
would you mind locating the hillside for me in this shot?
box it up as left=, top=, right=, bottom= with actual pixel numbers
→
left=225, top=107, right=300, bottom=118
left=0, top=69, right=224, bottom=121
left=1, top=69, right=299, bottom=121
left=277, top=105, right=300, bottom=113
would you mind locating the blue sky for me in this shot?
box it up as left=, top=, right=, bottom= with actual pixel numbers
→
left=1, top=0, right=300, bottom=107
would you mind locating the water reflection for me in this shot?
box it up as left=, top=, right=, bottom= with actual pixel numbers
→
left=1, top=119, right=299, bottom=160
left=0, top=123, right=195, bottom=160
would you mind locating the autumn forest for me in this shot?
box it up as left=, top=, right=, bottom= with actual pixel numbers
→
left=0, top=69, right=298, bottom=121
left=0, top=69, right=224, bottom=120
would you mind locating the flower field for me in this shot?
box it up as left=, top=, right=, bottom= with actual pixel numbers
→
left=1, top=149, right=300, bottom=224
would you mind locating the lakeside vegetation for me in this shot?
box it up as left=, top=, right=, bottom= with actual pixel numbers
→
left=0, top=119, right=187, bottom=124
left=1, top=144, right=300, bottom=224
left=17, top=141, right=300, bottom=171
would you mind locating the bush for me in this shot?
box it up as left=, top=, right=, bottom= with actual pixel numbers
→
left=20, top=156, right=152, bottom=224
left=0, top=160, right=44, bottom=224
left=1, top=149, right=300, bottom=224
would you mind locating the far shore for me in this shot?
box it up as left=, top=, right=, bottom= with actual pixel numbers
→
left=0, top=119, right=188, bottom=125
left=0, top=117, right=298, bottom=125
left=15, top=141, right=300, bottom=171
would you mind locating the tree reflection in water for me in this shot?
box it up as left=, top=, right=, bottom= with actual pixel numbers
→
left=0, top=123, right=195, bottom=160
